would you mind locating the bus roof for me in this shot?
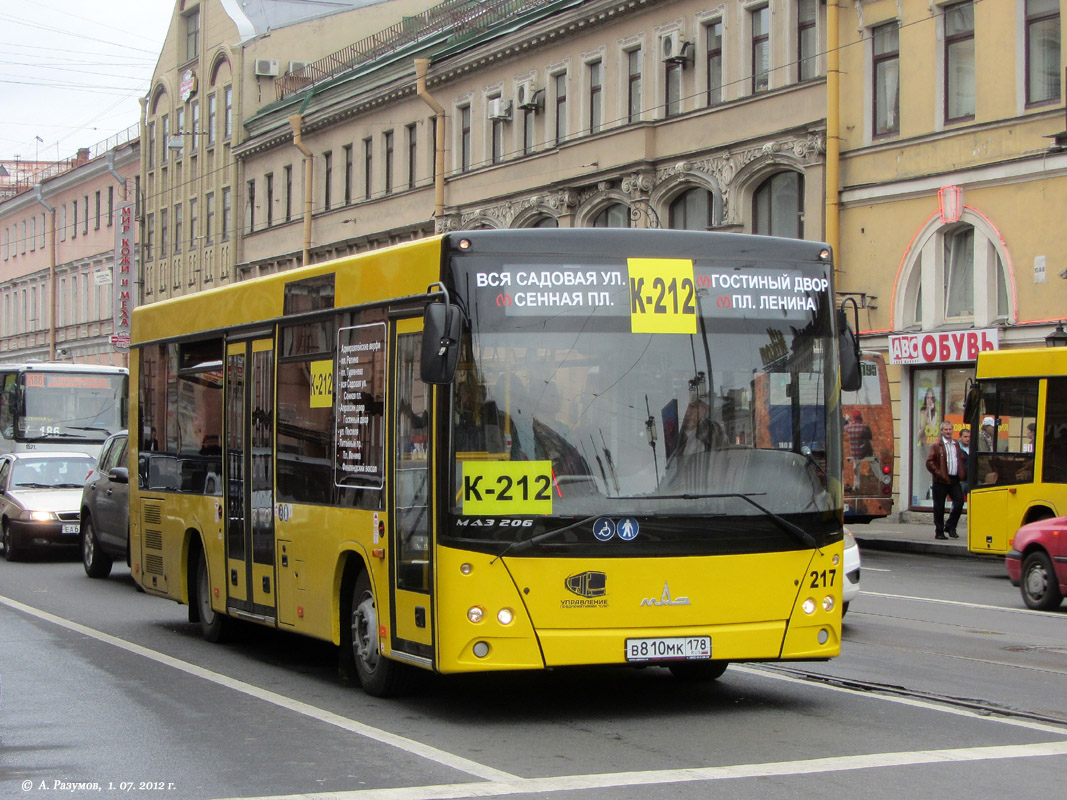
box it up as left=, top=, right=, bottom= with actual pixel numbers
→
left=976, top=346, right=1067, bottom=379
left=0, top=362, right=127, bottom=374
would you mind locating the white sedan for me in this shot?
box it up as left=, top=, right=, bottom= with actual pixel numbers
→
left=842, top=527, right=861, bottom=615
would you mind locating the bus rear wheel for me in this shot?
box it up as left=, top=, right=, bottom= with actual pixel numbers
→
left=195, top=548, right=232, bottom=643
left=347, top=571, right=409, bottom=697
left=1021, top=550, right=1064, bottom=610
left=667, top=661, right=729, bottom=682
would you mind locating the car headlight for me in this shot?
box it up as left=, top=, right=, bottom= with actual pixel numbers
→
left=843, top=527, right=857, bottom=550
left=22, top=510, right=57, bottom=522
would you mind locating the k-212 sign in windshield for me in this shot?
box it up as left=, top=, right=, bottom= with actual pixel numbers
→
left=472, top=258, right=830, bottom=330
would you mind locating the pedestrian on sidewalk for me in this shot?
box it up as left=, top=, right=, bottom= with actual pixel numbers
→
left=926, top=420, right=965, bottom=539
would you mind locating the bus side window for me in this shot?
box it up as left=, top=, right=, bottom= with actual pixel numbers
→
left=1044, top=378, right=1067, bottom=484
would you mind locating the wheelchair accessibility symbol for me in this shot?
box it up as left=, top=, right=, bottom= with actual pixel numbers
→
left=593, top=518, right=616, bottom=541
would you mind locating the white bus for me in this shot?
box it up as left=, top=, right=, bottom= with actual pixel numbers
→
left=0, top=362, right=128, bottom=458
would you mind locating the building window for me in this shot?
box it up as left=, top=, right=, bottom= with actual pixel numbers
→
left=175, top=108, right=185, bottom=159
left=384, top=131, right=394, bottom=194
left=668, top=188, right=718, bottom=231
left=343, top=144, right=353, bottom=204
left=944, top=1, right=975, bottom=122
left=873, top=22, right=900, bottom=136
left=706, top=22, right=723, bottom=106
left=797, top=0, right=818, bottom=81
left=363, top=137, right=373, bottom=198
left=207, top=94, right=216, bottom=146
left=174, top=203, right=183, bottom=254
left=83, top=194, right=89, bottom=235
left=943, top=226, right=975, bottom=319
left=490, top=114, right=503, bottom=165
left=29, top=217, right=35, bottom=252
left=406, top=124, right=417, bottom=190
left=223, top=85, right=233, bottom=139
left=627, top=49, right=642, bottom=122
left=554, top=73, right=567, bottom=145
left=190, top=100, right=199, bottom=153
left=95, top=191, right=101, bottom=230
left=72, top=200, right=78, bottom=239
left=205, top=192, right=214, bottom=244
left=752, top=6, right=770, bottom=93
left=588, top=61, right=602, bottom=134
left=185, top=9, right=200, bottom=62
left=160, top=208, right=168, bottom=257
left=665, top=59, right=682, bottom=117
left=189, top=197, right=198, bottom=250
left=264, top=174, right=273, bottom=228
left=592, top=203, right=630, bottom=227
left=283, top=165, right=292, bottom=223
left=161, top=114, right=170, bottom=164
left=523, top=107, right=536, bottom=155
left=107, top=186, right=114, bottom=226
left=221, top=186, right=231, bottom=241
left=246, top=179, right=255, bottom=234
left=323, top=151, right=332, bottom=211
left=1026, top=0, right=1061, bottom=106
left=753, top=171, right=804, bottom=238
left=459, top=106, right=471, bottom=172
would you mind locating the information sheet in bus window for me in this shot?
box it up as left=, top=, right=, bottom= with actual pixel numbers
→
left=334, top=323, right=386, bottom=489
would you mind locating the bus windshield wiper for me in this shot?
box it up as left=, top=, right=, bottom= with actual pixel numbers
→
left=493, top=514, right=602, bottom=561
left=619, top=492, right=817, bottom=549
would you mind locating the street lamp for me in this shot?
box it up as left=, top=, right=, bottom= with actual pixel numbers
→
left=1046, top=321, right=1067, bottom=348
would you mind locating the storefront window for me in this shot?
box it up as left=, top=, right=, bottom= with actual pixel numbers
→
left=910, top=367, right=970, bottom=507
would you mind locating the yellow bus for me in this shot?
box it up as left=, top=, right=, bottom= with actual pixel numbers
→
left=129, top=229, right=855, bottom=696
left=965, top=347, right=1067, bottom=554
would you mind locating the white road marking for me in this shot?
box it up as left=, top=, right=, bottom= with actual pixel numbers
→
left=862, top=590, right=1067, bottom=617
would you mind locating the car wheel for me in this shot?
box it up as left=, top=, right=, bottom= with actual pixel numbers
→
left=195, top=548, right=232, bottom=643
left=842, top=602, right=850, bottom=617
left=81, top=515, right=113, bottom=578
left=1021, top=550, right=1064, bottom=611
left=345, top=570, right=410, bottom=697
left=2, top=521, right=21, bottom=562
left=667, top=660, right=729, bottom=682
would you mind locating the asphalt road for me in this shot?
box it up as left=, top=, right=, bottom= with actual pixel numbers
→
left=1, top=548, right=1065, bottom=800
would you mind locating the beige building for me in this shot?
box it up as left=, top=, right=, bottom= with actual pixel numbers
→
left=0, top=134, right=138, bottom=366
left=234, top=0, right=831, bottom=276
left=835, top=0, right=1066, bottom=514
left=141, top=0, right=441, bottom=304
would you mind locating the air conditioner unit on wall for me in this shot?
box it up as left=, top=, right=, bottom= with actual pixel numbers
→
left=254, top=58, right=280, bottom=77
left=288, top=61, right=310, bottom=75
left=516, top=80, right=544, bottom=111
left=487, top=98, right=512, bottom=121
left=661, top=32, right=692, bottom=64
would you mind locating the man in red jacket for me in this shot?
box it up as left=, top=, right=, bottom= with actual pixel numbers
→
left=925, top=420, right=964, bottom=540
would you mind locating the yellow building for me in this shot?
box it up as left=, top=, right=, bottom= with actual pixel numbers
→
left=835, top=0, right=1065, bottom=514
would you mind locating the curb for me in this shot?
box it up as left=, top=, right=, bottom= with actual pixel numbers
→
left=853, top=536, right=1002, bottom=559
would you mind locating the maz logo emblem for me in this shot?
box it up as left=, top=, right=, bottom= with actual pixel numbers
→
left=640, top=582, right=691, bottom=606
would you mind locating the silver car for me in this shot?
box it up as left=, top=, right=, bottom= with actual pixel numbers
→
left=80, top=431, right=130, bottom=578
left=0, top=452, right=96, bottom=561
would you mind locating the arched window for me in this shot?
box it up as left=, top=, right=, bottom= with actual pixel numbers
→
left=527, top=215, right=557, bottom=228
left=753, top=171, right=803, bottom=238
left=592, top=203, right=629, bottom=228
left=668, top=188, right=716, bottom=230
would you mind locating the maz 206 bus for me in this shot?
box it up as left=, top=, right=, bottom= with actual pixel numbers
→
left=128, top=229, right=859, bottom=696
left=841, top=352, right=894, bottom=523
left=0, top=362, right=128, bottom=458
left=965, top=346, right=1067, bottom=554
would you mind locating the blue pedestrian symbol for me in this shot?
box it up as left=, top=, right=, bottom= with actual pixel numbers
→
left=617, top=518, right=639, bottom=541
left=593, top=518, right=616, bottom=541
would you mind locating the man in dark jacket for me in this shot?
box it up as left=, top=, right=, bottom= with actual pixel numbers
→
left=925, top=420, right=964, bottom=540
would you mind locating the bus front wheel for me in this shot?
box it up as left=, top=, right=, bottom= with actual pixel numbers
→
left=1021, top=550, right=1064, bottom=610
left=667, top=661, right=729, bottom=682
left=347, top=571, right=409, bottom=697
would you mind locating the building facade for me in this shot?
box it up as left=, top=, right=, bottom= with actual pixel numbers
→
left=835, top=0, right=1065, bottom=515
left=0, top=137, right=138, bottom=366
left=233, top=0, right=831, bottom=276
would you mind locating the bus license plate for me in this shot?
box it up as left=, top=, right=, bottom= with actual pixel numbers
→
left=625, top=636, right=711, bottom=662
left=62, top=524, right=80, bottom=535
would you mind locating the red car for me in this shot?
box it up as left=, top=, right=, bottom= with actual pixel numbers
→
left=1005, top=516, right=1067, bottom=610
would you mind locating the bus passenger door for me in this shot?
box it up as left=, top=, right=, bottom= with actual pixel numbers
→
left=224, top=338, right=277, bottom=623
left=389, top=318, right=435, bottom=667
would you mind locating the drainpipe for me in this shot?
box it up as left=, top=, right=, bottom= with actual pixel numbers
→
left=825, top=0, right=841, bottom=264
left=106, top=150, right=128, bottom=196
left=415, top=58, right=445, bottom=223
left=289, top=98, right=315, bottom=267
left=34, top=185, right=56, bottom=361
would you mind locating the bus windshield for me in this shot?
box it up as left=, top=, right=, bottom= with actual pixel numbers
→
left=448, top=250, right=838, bottom=532
left=19, top=371, right=127, bottom=444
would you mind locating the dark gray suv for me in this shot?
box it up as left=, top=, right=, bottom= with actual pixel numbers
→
left=80, top=431, right=129, bottom=578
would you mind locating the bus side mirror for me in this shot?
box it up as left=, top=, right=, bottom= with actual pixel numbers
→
left=420, top=302, right=462, bottom=385
left=963, top=380, right=981, bottom=426
left=838, top=308, right=862, bottom=392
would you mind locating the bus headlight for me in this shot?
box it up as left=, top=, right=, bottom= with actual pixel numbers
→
left=822, top=595, right=835, bottom=612
left=802, top=598, right=816, bottom=615
left=497, top=607, right=514, bottom=625
left=467, top=606, right=485, bottom=623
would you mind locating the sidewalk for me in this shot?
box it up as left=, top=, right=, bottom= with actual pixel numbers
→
left=849, top=513, right=1001, bottom=559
